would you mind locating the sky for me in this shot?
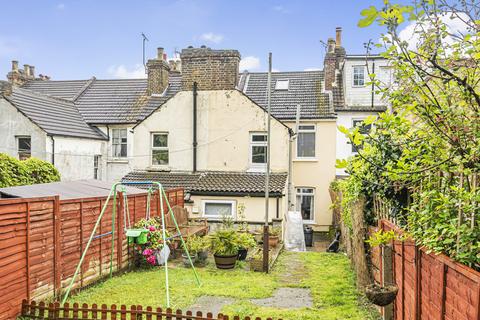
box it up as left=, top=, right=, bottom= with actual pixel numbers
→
left=0, top=0, right=391, bottom=80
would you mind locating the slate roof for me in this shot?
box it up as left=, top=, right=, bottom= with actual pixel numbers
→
left=239, top=71, right=336, bottom=120
left=6, top=87, right=107, bottom=139
left=22, top=79, right=91, bottom=100
left=123, top=170, right=287, bottom=196
left=21, top=74, right=182, bottom=124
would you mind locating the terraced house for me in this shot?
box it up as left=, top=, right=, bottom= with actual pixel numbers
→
left=0, top=28, right=388, bottom=232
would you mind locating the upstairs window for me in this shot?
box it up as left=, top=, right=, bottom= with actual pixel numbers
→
left=353, top=66, right=365, bottom=87
left=112, top=128, right=127, bottom=158
left=297, top=125, right=316, bottom=158
left=351, top=119, right=372, bottom=153
left=17, top=136, right=31, bottom=160
left=275, top=79, right=289, bottom=90
left=250, top=133, right=267, bottom=167
left=152, top=133, right=169, bottom=165
left=94, top=155, right=101, bottom=180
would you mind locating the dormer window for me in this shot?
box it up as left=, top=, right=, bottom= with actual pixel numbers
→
left=275, top=79, right=289, bottom=90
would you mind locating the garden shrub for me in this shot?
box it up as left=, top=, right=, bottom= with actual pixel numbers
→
left=0, top=153, right=60, bottom=188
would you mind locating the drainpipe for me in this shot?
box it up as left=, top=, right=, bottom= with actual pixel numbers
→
left=50, top=136, right=55, bottom=165
left=193, top=82, right=198, bottom=172
left=287, top=104, right=301, bottom=211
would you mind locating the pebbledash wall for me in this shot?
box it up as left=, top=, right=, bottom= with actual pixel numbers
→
left=0, top=189, right=184, bottom=320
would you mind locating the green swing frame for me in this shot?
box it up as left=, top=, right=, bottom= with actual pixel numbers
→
left=61, top=181, right=201, bottom=307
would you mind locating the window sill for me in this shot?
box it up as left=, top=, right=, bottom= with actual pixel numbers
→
left=293, top=158, right=318, bottom=162
left=146, top=165, right=171, bottom=172
left=247, top=166, right=267, bottom=173
left=107, top=159, right=129, bottom=164
left=303, top=220, right=315, bottom=225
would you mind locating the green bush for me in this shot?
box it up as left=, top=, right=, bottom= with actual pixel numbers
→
left=0, top=153, right=60, bottom=188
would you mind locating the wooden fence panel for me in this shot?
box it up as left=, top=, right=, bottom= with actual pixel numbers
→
left=374, top=220, right=480, bottom=320
left=0, top=189, right=184, bottom=320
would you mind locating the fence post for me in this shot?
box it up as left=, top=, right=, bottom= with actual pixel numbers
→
left=382, top=243, right=394, bottom=320
left=53, top=196, right=62, bottom=299
left=414, top=245, right=422, bottom=320
left=440, top=263, right=447, bottom=320
left=26, top=202, right=31, bottom=301
left=79, top=200, right=84, bottom=288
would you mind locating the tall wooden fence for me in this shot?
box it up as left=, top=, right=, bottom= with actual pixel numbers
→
left=0, top=188, right=184, bottom=320
left=372, top=219, right=480, bottom=320
left=20, top=300, right=281, bottom=320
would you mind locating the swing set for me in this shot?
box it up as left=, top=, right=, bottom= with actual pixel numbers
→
left=61, top=181, right=201, bottom=307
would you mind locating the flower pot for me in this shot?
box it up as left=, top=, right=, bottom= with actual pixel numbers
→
left=238, top=248, right=248, bottom=261
left=250, top=258, right=263, bottom=272
left=365, top=284, right=398, bottom=306
left=182, top=253, right=195, bottom=268
left=252, top=232, right=263, bottom=243
left=268, top=235, right=279, bottom=248
left=197, top=250, right=208, bottom=262
left=213, top=253, right=237, bottom=269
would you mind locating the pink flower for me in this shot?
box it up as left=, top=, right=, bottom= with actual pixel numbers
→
left=143, top=248, right=153, bottom=256
left=149, top=226, right=156, bottom=232
left=146, top=255, right=156, bottom=265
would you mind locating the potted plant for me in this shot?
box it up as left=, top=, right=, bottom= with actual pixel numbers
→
left=208, top=229, right=240, bottom=269
left=187, top=235, right=209, bottom=265
left=236, top=232, right=256, bottom=261
left=133, top=218, right=170, bottom=266
left=182, top=236, right=197, bottom=267
left=268, top=227, right=281, bottom=248
left=249, top=248, right=266, bottom=272
left=364, top=230, right=400, bottom=306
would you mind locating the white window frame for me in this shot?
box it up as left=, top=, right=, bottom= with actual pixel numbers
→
left=275, top=79, right=289, bottom=90
left=151, top=132, right=169, bottom=166
left=350, top=118, right=372, bottom=154
left=111, top=128, right=128, bottom=158
left=352, top=65, right=366, bottom=87
left=202, top=200, right=237, bottom=219
left=93, top=155, right=101, bottom=180
left=249, top=132, right=267, bottom=170
left=295, top=187, right=315, bottom=223
left=16, top=135, right=31, bottom=160
left=296, top=124, right=316, bottom=159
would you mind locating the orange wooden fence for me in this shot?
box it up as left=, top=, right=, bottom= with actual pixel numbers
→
left=20, top=300, right=281, bottom=320
left=372, top=220, right=480, bottom=320
left=0, top=188, right=184, bottom=320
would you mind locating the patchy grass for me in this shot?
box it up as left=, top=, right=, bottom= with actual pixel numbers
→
left=69, top=252, right=379, bottom=320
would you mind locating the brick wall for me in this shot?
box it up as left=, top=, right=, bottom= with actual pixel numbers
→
left=180, top=47, right=240, bottom=91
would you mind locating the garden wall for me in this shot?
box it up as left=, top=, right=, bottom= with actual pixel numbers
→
left=373, top=220, right=480, bottom=320
left=0, top=188, right=184, bottom=320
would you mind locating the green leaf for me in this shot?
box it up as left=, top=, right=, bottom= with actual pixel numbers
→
left=358, top=6, right=378, bottom=28
left=336, top=159, right=348, bottom=169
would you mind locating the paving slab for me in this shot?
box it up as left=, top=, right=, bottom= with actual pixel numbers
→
left=186, top=296, right=235, bottom=316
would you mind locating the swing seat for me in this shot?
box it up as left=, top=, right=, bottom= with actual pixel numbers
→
left=126, top=228, right=149, bottom=245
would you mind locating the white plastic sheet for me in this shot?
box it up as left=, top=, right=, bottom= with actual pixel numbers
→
left=284, top=211, right=306, bottom=251
left=156, top=245, right=171, bottom=265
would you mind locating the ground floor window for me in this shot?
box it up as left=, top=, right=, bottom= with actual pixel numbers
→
left=202, top=200, right=236, bottom=219
left=296, top=188, right=314, bottom=221
left=17, top=136, right=31, bottom=160
left=94, top=155, right=101, bottom=179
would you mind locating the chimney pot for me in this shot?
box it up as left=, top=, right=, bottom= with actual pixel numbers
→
left=327, top=38, right=336, bottom=53
left=29, top=66, right=35, bottom=78
left=335, top=27, right=342, bottom=47
left=24, top=64, right=30, bottom=77
left=157, top=47, right=164, bottom=60
left=12, top=60, right=18, bottom=72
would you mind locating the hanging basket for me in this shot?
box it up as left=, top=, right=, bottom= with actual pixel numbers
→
left=365, top=283, right=398, bottom=306
left=126, top=229, right=149, bottom=245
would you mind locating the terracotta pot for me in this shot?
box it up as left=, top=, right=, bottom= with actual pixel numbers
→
left=268, top=235, right=279, bottom=248
left=213, top=253, right=237, bottom=269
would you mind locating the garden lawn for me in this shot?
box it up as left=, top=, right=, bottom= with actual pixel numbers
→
left=69, top=252, right=379, bottom=320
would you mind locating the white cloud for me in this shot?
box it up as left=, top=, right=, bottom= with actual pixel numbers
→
left=200, top=32, right=224, bottom=44
left=273, top=5, right=288, bottom=13
left=107, top=64, right=146, bottom=79
left=239, top=56, right=261, bottom=71
left=398, top=12, right=470, bottom=50
left=56, top=3, right=65, bottom=10
left=304, top=68, right=321, bottom=71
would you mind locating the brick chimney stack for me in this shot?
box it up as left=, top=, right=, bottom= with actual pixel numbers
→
left=147, top=47, right=170, bottom=95
left=323, top=27, right=346, bottom=91
left=180, top=47, right=240, bottom=91
left=7, top=60, right=41, bottom=85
